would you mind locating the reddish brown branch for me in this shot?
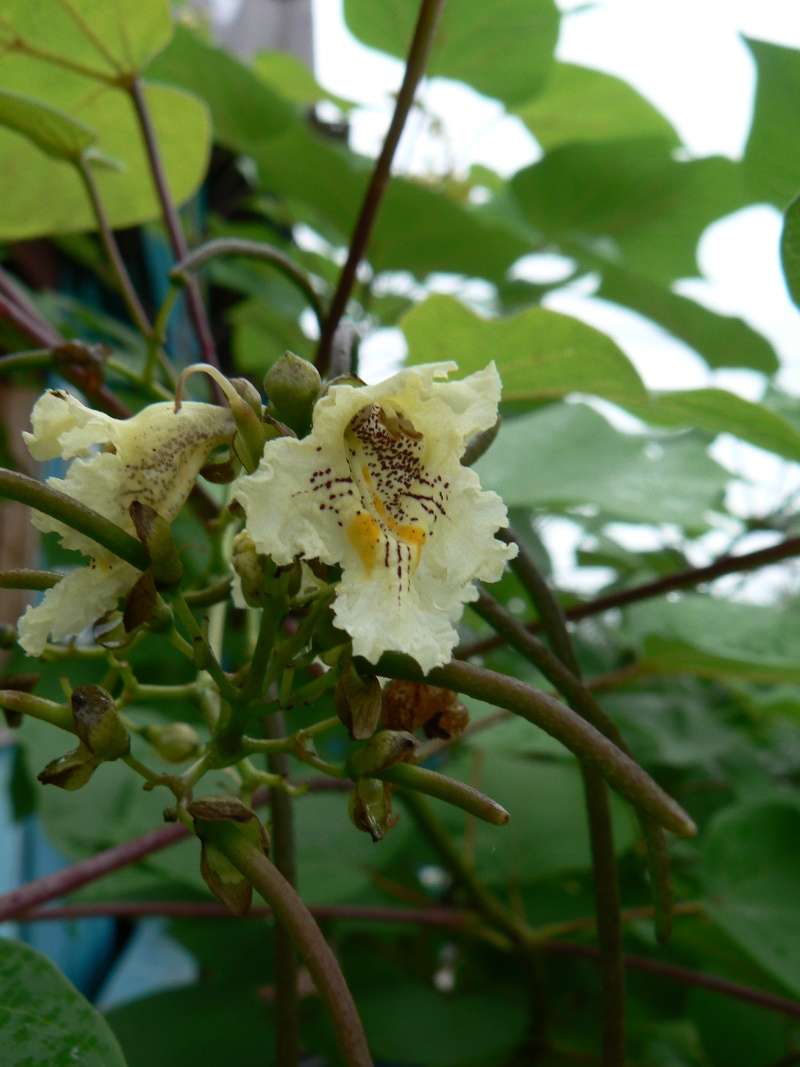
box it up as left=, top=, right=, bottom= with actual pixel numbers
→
left=315, top=0, right=446, bottom=376
left=461, top=534, right=800, bottom=659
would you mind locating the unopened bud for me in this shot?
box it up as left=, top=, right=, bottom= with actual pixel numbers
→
left=263, top=352, right=321, bottom=434
left=348, top=777, right=398, bottom=842
left=129, top=502, right=183, bottom=587
left=188, top=796, right=270, bottom=917
left=71, top=684, right=130, bottom=761
left=346, top=729, right=416, bottom=779
left=232, top=531, right=272, bottom=607
left=145, top=722, right=200, bottom=764
left=335, top=661, right=382, bottom=741
left=38, top=742, right=99, bottom=791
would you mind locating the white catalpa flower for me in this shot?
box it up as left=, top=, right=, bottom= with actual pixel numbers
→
left=18, top=391, right=235, bottom=656
left=236, top=362, right=516, bottom=673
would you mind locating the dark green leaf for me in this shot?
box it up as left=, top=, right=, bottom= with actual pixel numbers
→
left=780, top=191, right=800, bottom=309
left=690, top=986, right=785, bottom=1067
left=597, top=264, right=779, bottom=373
left=252, top=50, right=354, bottom=112
left=511, top=139, right=746, bottom=284
left=401, top=294, right=648, bottom=408
left=515, top=62, right=679, bottom=150
left=0, top=939, right=127, bottom=1066
left=344, top=0, right=560, bottom=106
left=743, top=38, right=800, bottom=207
left=702, top=799, right=800, bottom=997
left=476, top=402, right=727, bottom=528
left=625, top=596, right=800, bottom=685
left=106, top=984, right=274, bottom=1067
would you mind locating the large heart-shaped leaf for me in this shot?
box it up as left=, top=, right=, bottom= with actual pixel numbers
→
left=401, top=293, right=648, bottom=408
left=0, top=939, right=127, bottom=1066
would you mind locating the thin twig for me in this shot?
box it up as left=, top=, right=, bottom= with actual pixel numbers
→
left=128, top=78, right=221, bottom=382
left=315, top=0, right=446, bottom=375
left=78, top=155, right=152, bottom=337
left=265, top=711, right=301, bottom=1067
left=461, top=533, right=800, bottom=659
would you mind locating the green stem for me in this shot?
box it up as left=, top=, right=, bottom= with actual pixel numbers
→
left=0, top=349, right=53, bottom=377
left=264, top=712, right=300, bottom=1067
left=0, top=691, right=73, bottom=733
left=240, top=601, right=286, bottom=705
left=167, top=590, right=239, bottom=706
left=170, top=238, right=325, bottom=335
left=0, top=569, right=61, bottom=591
left=184, top=578, right=233, bottom=609
left=315, top=0, right=447, bottom=374
left=0, top=468, right=148, bottom=570
left=378, top=762, right=510, bottom=826
left=497, top=531, right=626, bottom=1066
left=206, top=822, right=373, bottom=1067
left=366, top=654, right=696, bottom=839
left=77, top=155, right=152, bottom=338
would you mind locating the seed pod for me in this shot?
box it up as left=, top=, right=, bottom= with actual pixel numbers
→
left=348, top=777, right=398, bottom=842
left=71, top=684, right=130, bottom=761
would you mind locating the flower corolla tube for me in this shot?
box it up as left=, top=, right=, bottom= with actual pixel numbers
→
left=18, top=391, right=235, bottom=656
left=236, top=362, right=516, bottom=673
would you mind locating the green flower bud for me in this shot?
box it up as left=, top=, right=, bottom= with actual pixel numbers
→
left=129, top=501, right=183, bottom=587
left=188, top=796, right=270, bottom=917
left=38, top=742, right=99, bottom=791
left=71, top=684, right=130, bottom=761
left=263, top=351, right=321, bottom=434
left=348, top=777, right=397, bottom=842
left=232, top=530, right=272, bottom=607
left=145, top=722, right=201, bottom=764
left=346, top=729, right=416, bottom=780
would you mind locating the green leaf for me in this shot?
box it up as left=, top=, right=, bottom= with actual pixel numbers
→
left=0, top=88, right=96, bottom=162
left=514, top=62, right=679, bottom=150
left=702, top=799, right=800, bottom=997
left=511, top=139, right=746, bottom=284
left=690, top=987, right=785, bottom=1067
left=149, top=25, right=295, bottom=147
left=743, top=38, right=800, bottom=208
left=401, top=294, right=648, bottom=408
left=252, top=50, right=354, bottom=112
left=343, top=0, right=560, bottom=106
left=597, top=265, right=779, bottom=374
left=475, top=402, right=727, bottom=528
left=0, top=82, right=210, bottom=241
left=780, top=191, right=800, bottom=309
left=229, top=297, right=313, bottom=375
left=106, top=984, right=274, bottom=1067
left=354, top=977, right=528, bottom=1067
left=0, top=0, right=172, bottom=82
left=0, top=939, right=127, bottom=1066
left=626, top=388, right=800, bottom=462
left=251, top=127, right=528, bottom=281
left=624, top=595, right=800, bottom=685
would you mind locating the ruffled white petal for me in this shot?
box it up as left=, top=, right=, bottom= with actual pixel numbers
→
left=17, top=560, right=138, bottom=657
left=237, top=362, right=516, bottom=674
left=19, top=391, right=236, bottom=654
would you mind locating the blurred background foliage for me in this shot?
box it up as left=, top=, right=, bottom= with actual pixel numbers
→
left=1, top=1, right=800, bottom=1064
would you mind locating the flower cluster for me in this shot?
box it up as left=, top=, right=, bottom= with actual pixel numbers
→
left=236, top=362, right=515, bottom=672
left=18, top=363, right=514, bottom=673
left=18, top=391, right=235, bottom=656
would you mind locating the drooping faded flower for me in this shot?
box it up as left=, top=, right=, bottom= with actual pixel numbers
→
left=18, top=391, right=235, bottom=656
left=236, top=363, right=516, bottom=673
